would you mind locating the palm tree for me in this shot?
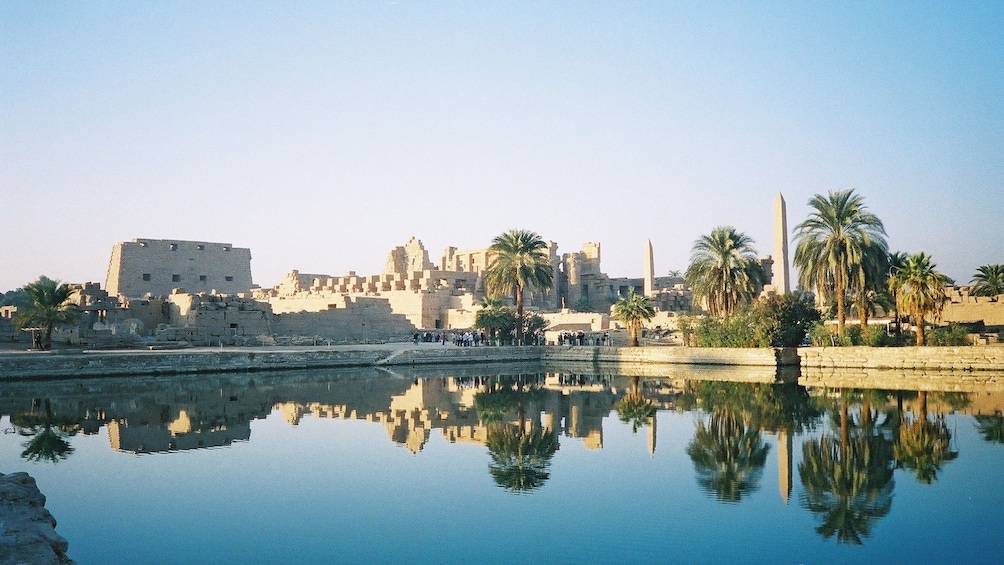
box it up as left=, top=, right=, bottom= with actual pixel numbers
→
left=850, top=245, right=889, bottom=328
left=685, top=226, right=764, bottom=318
left=887, top=251, right=909, bottom=334
left=482, top=374, right=559, bottom=493
left=484, top=230, right=554, bottom=345
left=888, top=252, right=951, bottom=346
left=474, top=296, right=515, bottom=345
left=613, top=291, right=655, bottom=346
left=970, top=264, right=1004, bottom=297
left=14, top=277, right=80, bottom=350
left=794, top=190, right=888, bottom=334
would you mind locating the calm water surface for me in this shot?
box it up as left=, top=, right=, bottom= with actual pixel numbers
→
left=2, top=365, right=1002, bottom=564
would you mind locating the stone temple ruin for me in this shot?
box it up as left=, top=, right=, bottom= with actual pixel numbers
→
left=8, top=235, right=697, bottom=347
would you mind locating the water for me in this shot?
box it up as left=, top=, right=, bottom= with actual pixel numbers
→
left=2, top=365, right=1002, bottom=564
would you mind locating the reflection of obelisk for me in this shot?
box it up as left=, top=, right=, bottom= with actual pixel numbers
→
left=778, top=429, right=792, bottom=504
left=648, top=413, right=657, bottom=456
left=773, top=193, right=791, bottom=294
left=644, top=239, right=655, bottom=297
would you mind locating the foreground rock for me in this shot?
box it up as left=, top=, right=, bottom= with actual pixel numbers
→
left=0, top=472, right=74, bottom=565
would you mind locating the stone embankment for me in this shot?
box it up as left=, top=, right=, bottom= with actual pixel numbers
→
left=2, top=343, right=1002, bottom=381
left=799, top=346, right=1004, bottom=372
left=0, top=472, right=74, bottom=565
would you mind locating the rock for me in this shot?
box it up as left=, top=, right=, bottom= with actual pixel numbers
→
left=0, top=472, right=75, bottom=565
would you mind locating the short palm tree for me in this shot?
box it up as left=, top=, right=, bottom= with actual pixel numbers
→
left=14, top=277, right=80, bottom=350
left=474, top=296, right=515, bottom=345
left=794, top=190, right=887, bottom=334
left=484, top=230, right=554, bottom=345
left=888, top=252, right=951, bottom=346
left=970, top=264, right=1004, bottom=297
left=685, top=226, right=764, bottom=318
left=613, top=290, right=655, bottom=346
left=887, top=251, right=909, bottom=334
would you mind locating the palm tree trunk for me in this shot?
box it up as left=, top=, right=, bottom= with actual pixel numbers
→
left=514, top=285, right=523, bottom=345
left=44, top=323, right=54, bottom=350
left=916, top=314, right=926, bottom=346
left=835, top=273, right=846, bottom=334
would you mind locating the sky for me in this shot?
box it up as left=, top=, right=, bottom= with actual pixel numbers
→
left=2, top=1, right=1002, bottom=292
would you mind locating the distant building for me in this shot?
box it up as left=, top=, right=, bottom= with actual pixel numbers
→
left=105, top=238, right=253, bottom=298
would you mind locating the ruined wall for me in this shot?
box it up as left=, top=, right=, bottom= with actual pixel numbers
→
left=942, top=287, right=1004, bottom=327
left=105, top=238, right=253, bottom=298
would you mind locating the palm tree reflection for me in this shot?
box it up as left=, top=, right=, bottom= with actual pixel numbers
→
left=893, top=391, right=958, bottom=484
left=13, top=398, right=78, bottom=463
left=615, top=376, right=657, bottom=433
left=975, top=411, right=1004, bottom=443
left=687, top=406, right=769, bottom=503
left=799, top=391, right=895, bottom=545
left=477, top=375, right=559, bottom=494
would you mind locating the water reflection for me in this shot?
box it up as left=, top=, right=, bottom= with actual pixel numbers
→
left=893, top=391, right=958, bottom=484
left=799, top=391, right=895, bottom=545
left=12, top=398, right=78, bottom=463
left=975, top=412, right=1004, bottom=443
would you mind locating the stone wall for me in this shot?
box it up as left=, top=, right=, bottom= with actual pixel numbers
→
left=105, top=238, right=253, bottom=298
left=799, top=345, right=1004, bottom=371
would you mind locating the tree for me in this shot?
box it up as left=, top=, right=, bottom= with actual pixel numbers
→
left=474, top=296, right=516, bottom=345
left=14, top=277, right=80, bottom=350
left=888, top=252, right=951, bottom=346
left=794, top=190, right=888, bottom=334
left=613, top=290, right=655, bottom=346
left=484, top=230, right=554, bottom=345
left=970, top=264, right=1004, bottom=297
left=849, top=244, right=890, bottom=328
left=685, top=226, right=764, bottom=319
left=887, top=251, right=909, bottom=334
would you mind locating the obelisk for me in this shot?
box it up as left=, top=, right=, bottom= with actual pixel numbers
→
left=644, top=239, right=655, bottom=297
left=773, top=193, right=791, bottom=294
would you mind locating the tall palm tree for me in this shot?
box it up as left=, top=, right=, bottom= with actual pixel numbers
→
left=685, top=226, right=764, bottom=318
left=888, top=252, right=951, bottom=346
left=14, top=277, right=80, bottom=350
left=794, top=190, right=888, bottom=334
left=613, top=291, right=655, bottom=346
left=484, top=230, right=554, bottom=344
left=970, top=264, right=1004, bottom=297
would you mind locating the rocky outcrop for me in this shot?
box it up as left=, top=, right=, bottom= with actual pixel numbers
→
left=0, top=472, right=74, bottom=565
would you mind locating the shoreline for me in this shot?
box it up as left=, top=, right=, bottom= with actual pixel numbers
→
left=2, top=342, right=1002, bottom=381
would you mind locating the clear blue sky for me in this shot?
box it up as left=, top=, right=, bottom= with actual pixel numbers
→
left=2, top=1, right=1001, bottom=292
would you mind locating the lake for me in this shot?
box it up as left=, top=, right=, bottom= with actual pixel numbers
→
left=2, top=363, right=1002, bottom=564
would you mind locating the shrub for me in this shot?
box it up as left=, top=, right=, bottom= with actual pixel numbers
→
left=861, top=324, right=892, bottom=347
left=926, top=324, right=971, bottom=346
left=808, top=323, right=835, bottom=347
left=686, top=293, right=820, bottom=348
left=838, top=326, right=862, bottom=346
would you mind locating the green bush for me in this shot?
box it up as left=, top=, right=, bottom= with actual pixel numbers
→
left=808, top=323, right=835, bottom=346
left=861, top=324, right=891, bottom=347
left=686, top=293, right=821, bottom=348
left=926, top=324, right=971, bottom=346
left=838, top=326, right=862, bottom=346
